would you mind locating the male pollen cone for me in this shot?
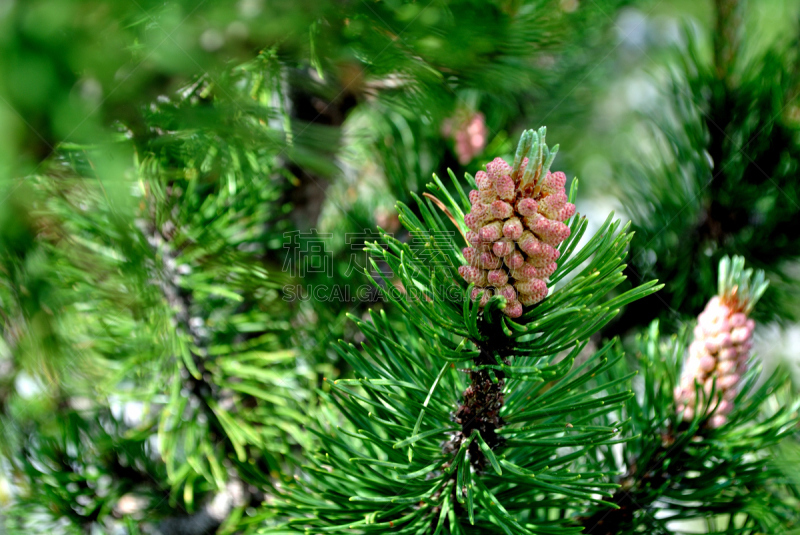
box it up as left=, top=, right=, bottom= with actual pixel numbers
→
left=458, top=156, right=575, bottom=318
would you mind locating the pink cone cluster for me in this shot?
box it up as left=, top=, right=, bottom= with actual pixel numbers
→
left=674, top=296, right=756, bottom=428
left=443, top=112, right=487, bottom=164
left=457, top=157, right=575, bottom=318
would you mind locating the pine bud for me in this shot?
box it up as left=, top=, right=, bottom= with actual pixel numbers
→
left=462, top=247, right=478, bottom=265
left=458, top=265, right=487, bottom=285
left=496, top=284, right=517, bottom=302
left=526, top=215, right=570, bottom=246
left=486, top=157, right=512, bottom=181
left=512, top=261, right=557, bottom=281
left=471, top=202, right=490, bottom=219
left=518, top=231, right=540, bottom=257
left=464, top=212, right=486, bottom=231
left=471, top=287, right=493, bottom=307
left=496, top=174, right=516, bottom=201
left=475, top=171, right=494, bottom=191
left=480, top=189, right=498, bottom=203
left=674, top=256, right=768, bottom=429
left=491, top=200, right=514, bottom=219
left=555, top=203, right=576, bottom=222
left=492, top=240, right=514, bottom=257
left=445, top=111, right=487, bottom=164
left=516, top=198, right=538, bottom=217
left=505, top=250, right=525, bottom=270
left=478, top=251, right=502, bottom=270
left=519, top=286, right=547, bottom=306
left=502, top=217, right=523, bottom=240
left=487, top=269, right=509, bottom=286
left=542, top=171, right=566, bottom=194
left=469, top=190, right=481, bottom=205
left=480, top=221, right=504, bottom=243
left=504, top=300, right=523, bottom=318
left=539, top=191, right=568, bottom=219
left=466, top=231, right=482, bottom=246
left=515, top=279, right=546, bottom=295
left=459, top=131, right=575, bottom=317
left=531, top=243, right=560, bottom=265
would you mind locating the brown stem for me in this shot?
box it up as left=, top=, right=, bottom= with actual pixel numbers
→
left=713, top=0, right=742, bottom=82
left=444, top=349, right=507, bottom=470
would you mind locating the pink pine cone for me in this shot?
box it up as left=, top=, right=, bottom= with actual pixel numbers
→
left=459, top=154, right=574, bottom=317
left=526, top=215, right=570, bottom=246
left=469, top=190, right=481, bottom=205
left=496, top=284, right=517, bottom=302
left=478, top=251, right=502, bottom=270
left=555, top=203, right=576, bottom=222
left=466, top=231, right=482, bottom=246
left=458, top=265, right=487, bottom=285
left=462, top=247, right=478, bottom=265
left=526, top=243, right=559, bottom=267
left=539, top=191, right=568, bottom=219
left=515, top=279, right=546, bottom=295
left=511, top=262, right=557, bottom=281
left=542, top=171, right=566, bottom=194
left=503, top=300, right=523, bottom=318
left=486, top=157, right=512, bottom=181
left=464, top=212, right=487, bottom=231
left=518, top=231, right=540, bottom=256
left=517, top=198, right=538, bottom=217
left=708, top=414, right=727, bottom=429
left=449, top=112, right=487, bottom=164
left=675, top=295, right=756, bottom=426
left=487, top=269, right=509, bottom=286
left=503, top=217, right=523, bottom=240
left=730, top=313, right=747, bottom=327
left=471, top=202, right=490, bottom=219
left=519, top=287, right=547, bottom=306
left=495, top=174, right=516, bottom=201
left=505, top=250, right=525, bottom=270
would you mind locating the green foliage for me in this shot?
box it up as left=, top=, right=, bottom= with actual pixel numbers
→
left=616, top=27, right=800, bottom=330
left=0, top=50, right=328, bottom=531
left=3, top=408, right=172, bottom=532
left=2, top=0, right=644, bottom=529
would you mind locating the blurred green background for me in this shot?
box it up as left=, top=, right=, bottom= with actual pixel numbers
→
left=1, top=0, right=800, bottom=533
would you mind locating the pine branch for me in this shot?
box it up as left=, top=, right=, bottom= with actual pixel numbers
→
left=138, top=195, right=248, bottom=519
left=130, top=72, right=320, bottom=502
left=262, top=128, right=662, bottom=533
left=581, top=258, right=800, bottom=534
left=1, top=52, right=319, bottom=532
